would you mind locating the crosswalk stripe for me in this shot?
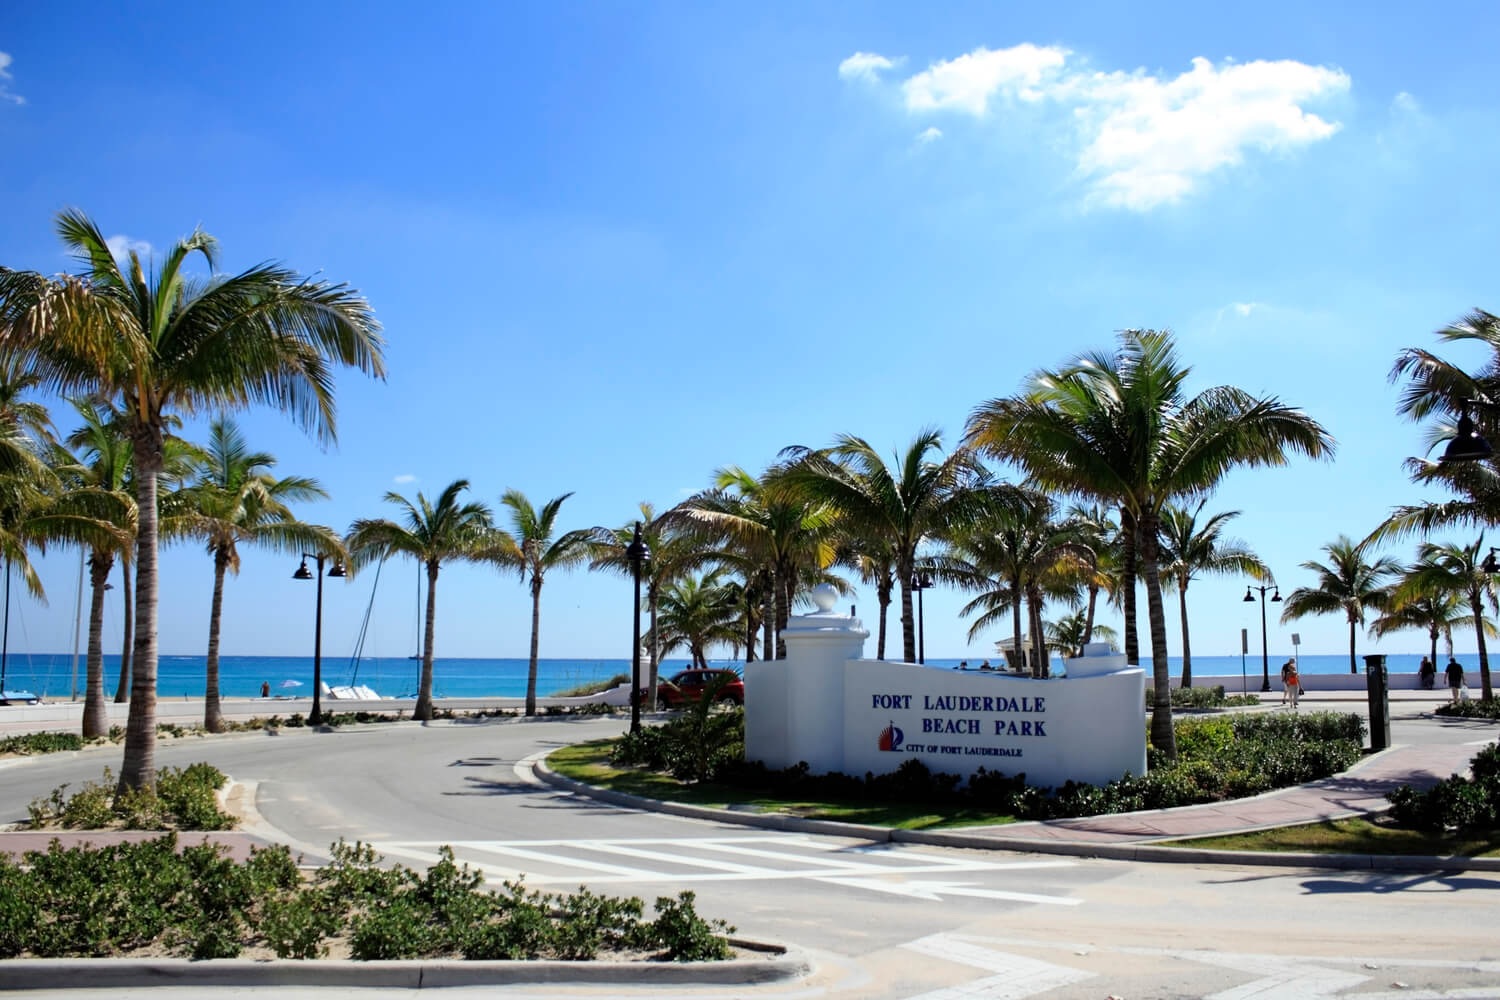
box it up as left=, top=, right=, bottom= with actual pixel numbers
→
left=579, top=840, right=779, bottom=874
left=900, top=934, right=1094, bottom=999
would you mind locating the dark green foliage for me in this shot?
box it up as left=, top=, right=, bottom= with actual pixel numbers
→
left=1387, top=743, right=1500, bottom=833
left=649, top=891, right=734, bottom=961
left=1435, top=697, right=1500, bottom=719
left=0, top=836, right=733, bottom=961
left=28, top=764, right=234, bottom=831
left=612, top=704, right=744, bottom=782
left=0, top=731, right=84, bottom=755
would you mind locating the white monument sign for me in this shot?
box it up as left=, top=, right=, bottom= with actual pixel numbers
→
left=746, top=585, right=1147, bottom=789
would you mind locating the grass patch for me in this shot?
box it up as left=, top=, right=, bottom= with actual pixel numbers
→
left=1162, top=817, right=1500, bottom=858
left=548, top=740, right=1016, bottom=830
left=550, top=674, right=629, bottom=698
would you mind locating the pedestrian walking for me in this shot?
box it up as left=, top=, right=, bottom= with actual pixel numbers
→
left=1445, top=658, right=1465, bottom=704
left=1283, top=659, right=1301, bottom=709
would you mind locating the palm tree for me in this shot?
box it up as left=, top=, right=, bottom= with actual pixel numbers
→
left=347, top=480, right=492, bottom=721
left=63, top=399, right=138, bottom=735
left=1158, top=501, right=1269, bottom=688
left=1399, top=539, right=1498, bottom=700
left=652, top=570, right=743, bottom=671
left=778, top=431, right=1010, bottom=663
left=1280, top=536, right=1400, bottom=676
left=1373, top=560, right=1475, bottom=682
left=588, top=504, right=706, bottom=707
left=1045, top=610, right=1119, bottom=660
left=170, top=417, right=341, bottom=731
left=941, top=498, right=1084, bottom=676
left=1065, top=503, right=1121, bottom=647
left=675, top=465, right=838, bottom=660
left=966, top=329, right=1334, bottom=758
left=0, top=210, right=384, bottom=790
left=490, top=490, right=592, bottom=717
left=835, top=533, right=897, bottom=660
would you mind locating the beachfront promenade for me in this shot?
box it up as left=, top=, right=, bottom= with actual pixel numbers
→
left=0, top=691, right=1495, bottom=997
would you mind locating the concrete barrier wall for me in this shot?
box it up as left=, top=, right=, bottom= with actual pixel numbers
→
left=1177, top=672, right=1429, bottom=693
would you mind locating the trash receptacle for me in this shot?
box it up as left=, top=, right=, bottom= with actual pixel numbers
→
left=1364, top=653, right=1390, bottom=751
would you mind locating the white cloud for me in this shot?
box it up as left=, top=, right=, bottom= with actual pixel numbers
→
left=915, top=126, right=943, bottom=144
left=1391, top=91, right=1419, bottom=114
left=1230, top=301, right=1262, bottom=317
left=393, top=474, right=417, bottom=484
left=845, top=45, right=1350, bottom=210
left=105, top=235, right=153, bottom=262
left=838, top=52, right=898, bottom=83
left=903, top=44, right=1069, bottom=114
left=0, top=51, right=23, bottom=106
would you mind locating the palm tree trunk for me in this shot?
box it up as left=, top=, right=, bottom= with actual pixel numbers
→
left=1429, top=628, right=1439, bottom=684
left=1121, top=509, right=1139, bottom=666
left=113, top=559, right=132, bottom=703
left=1083, top=584, right=1098, bottom=645
left=899, top=564, right=916, bottom=663
left=118, top=427, right=162, bottom=793
left=1178, top=585, right=1192, bottom=688
left=203, top=548, right=230, bottom=732
left=1011, top=571, right=1024, bottom=671
left=524, top=576, right=542, bottom=716
left=762, top=569, right=774, bottom=663
left=1348, top=617, right=1356, bottom=676
left=777, top=567, right=792, bottom=659
left=1472, top=594, right=1494, bottom=701
left=648, top=583, right=661, bottom=705
left=743, top=584, right=756, bottom=663
left=1028, top=589, right=1046, bottom=678
left=82, top=551, right=112, bottom=738
left=1138, top=511, right=1176, bottom=760
left=415, top=561, right=438, bottom=722
left=876, top=575, right=890, bottom=660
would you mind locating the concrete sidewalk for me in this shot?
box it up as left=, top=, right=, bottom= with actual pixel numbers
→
left=953, top=741, right=1484, bottom=845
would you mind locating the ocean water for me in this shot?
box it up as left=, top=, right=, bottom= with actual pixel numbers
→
left=0, top=654, right=683, bottom=701
left=0, top=649, right=1459, bottom=700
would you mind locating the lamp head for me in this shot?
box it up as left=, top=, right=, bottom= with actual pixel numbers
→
left=918, top=571, right=934, bottom=589
left=625, top=521, right=650, bottom=566
left=292, top=559, right=312, bottom=580
left=1440, top=401, right=1494, bottom=463
left=328, top=561, right=347, bottom=578
left=1271, top=589, right=1282, bottom=603
left=1243, top=587, right=1254, bottom=603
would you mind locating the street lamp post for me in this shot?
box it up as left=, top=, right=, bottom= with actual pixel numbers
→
left=1243, top=583, right=1281, bottom=692
left=294, top=553, right=346, bottom=725
left=626, top=522, right=650, bottom=734
left=911, top=571, right=933, bottom=665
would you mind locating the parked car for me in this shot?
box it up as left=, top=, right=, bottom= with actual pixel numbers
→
left=642, top=668, right=744, bottom=708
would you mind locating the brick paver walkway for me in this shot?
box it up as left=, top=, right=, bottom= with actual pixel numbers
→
left=955, top=741, right=1483, bottom=845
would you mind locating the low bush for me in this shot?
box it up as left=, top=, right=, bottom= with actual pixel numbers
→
left=612, top=700, right=743, bottom=783
left=27, top=764, right=235, bottom=831
left=0, top=837, right=736, bottom=961
left=1387, top=743, right=1500, bottom=833
left=1435, top=697, right=1500, bottom=720
left=0, top=732, right=84, bottom=755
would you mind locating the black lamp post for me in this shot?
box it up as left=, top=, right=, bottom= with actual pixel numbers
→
left=1243, top=583, right=1281, bottom=691
left=1439, top=401, right=1494, bottom=463
left=294, top=553, right=346, bottom=724
left=911, top=571, right=934, bottom=665
left=625, top=522, right=650, bottom=734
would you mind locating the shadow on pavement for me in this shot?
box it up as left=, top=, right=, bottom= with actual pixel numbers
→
left=1300, top=872, right=1500, bottom=895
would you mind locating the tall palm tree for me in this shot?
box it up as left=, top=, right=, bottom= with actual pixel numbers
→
left=778, top=431, right=1010, bottom=663
left=0, top=210, right=384, bottom=789
left=1373, top=560, right=1475, bottom=682
left=347, top=480, right=492, bottom=721
left=941, top=498, right=1084, bottom=676
left=1400, top=538, right=1498, bottom=700
left=1158, top=501, right=1269, bottom=688
left=652, top=570, right=744, bottom=670
left=588, top=504, right=705, bottom=707
left=63, top=399, right=138, bottom=735
left=170, top=417, right=341, bottom=731
left=966, top=329, right=1334, bottom=758
left=1280, top=536, right=1399, bottom=676
left=1045, top=611, right=1119, bottom=660
left=1064, top=503, right=1120, bottom=647
left=835, top=533, right=897, bottom=659
left=490, top=490, right=592, bottom=717
left=675, top=465, right=838, bottom=660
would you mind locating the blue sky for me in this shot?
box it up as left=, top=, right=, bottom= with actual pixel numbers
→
left=1, top=2, right=1497, bottom=665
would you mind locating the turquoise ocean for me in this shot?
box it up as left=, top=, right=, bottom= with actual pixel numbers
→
left=0, top=650, right=1453, bottom=701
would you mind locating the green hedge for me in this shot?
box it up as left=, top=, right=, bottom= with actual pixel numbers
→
left=1387, top=743, right=1500, bottom=833
left=27, top=764, right=235, bottom=831
left=0, top=837, right=734, bottom=961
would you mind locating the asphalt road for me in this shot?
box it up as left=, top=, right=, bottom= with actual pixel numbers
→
left=1, top=711, right=1498, bottom=998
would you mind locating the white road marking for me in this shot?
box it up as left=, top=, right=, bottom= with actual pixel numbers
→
left=817, top=876, right=1081, bottom=906
left=900, top=933, right=1094, bottom=999
left=368, top=835, right=1078, bottom=889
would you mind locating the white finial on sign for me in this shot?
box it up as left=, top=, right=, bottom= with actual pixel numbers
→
left=810, top=583, right=838, bottom=613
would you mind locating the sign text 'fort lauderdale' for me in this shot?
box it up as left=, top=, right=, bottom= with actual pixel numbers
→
left=872, top=692, right=1047, bottom=757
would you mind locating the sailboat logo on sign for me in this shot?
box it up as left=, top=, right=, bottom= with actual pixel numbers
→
left=878, top=722, right=904, bottom=752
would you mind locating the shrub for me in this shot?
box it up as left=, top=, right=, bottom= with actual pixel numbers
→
left=1435, top=697, right=1500, bottom=719
left=1386, top=742, right=1500, bottom=833
left=0, top=731, right=84, bottom=756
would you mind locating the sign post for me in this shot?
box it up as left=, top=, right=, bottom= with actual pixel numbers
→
left=1240, top=628, right=1248, bottom=694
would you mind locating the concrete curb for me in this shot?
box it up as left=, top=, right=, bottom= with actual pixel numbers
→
left=0, top=946, right=809, bottom=989
left=534, top=756, right=1500, bottom=874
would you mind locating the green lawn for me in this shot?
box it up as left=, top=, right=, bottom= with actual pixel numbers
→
left=546, top=739, right=1018, bottom=831
left=1162, top=818, right=1500, bottom=858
